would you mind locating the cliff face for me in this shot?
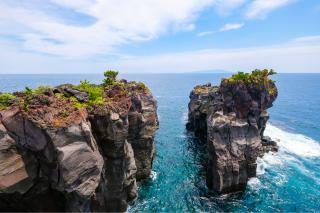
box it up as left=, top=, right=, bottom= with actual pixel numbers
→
left=0, top=80, right=158, bottom=212
left=187, top=70, right=278, bottom=193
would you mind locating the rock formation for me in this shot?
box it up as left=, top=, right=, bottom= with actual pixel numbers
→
left=187, top=70, right=278, bottom=193
left=0, top=75, right=158, bottom=212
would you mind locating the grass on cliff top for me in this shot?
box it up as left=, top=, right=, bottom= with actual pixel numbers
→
left=224, top=69, right=277, bottom=95
left=225, top=69, right=276, bottom=84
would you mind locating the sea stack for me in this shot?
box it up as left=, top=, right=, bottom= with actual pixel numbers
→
left=186, top=69, right=278, bottom=193
left=0, top=72, right=158, bottom=212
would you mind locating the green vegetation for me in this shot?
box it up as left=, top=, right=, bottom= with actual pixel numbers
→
left=224, top=69, right=277, bottom=96
left=74, top=80, right=104, bottom=107
left=1, top=71, right=149, bottom=112
left=0, top=93, right=16, bottom=109
left=226, top=69, right=277, bottom=84
left=23, top=85, right=53, bottom=95
left=103, top=70, right=119, bottom=86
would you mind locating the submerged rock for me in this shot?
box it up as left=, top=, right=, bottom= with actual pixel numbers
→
left=0, top=78, right=158, bottom=212
left=187, top=70, right=278, bottom=193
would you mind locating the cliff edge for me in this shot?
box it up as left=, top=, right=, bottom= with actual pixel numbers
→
left=187, top=69, right=278, bottom=193
left=0, top=71, right=158, bottom=212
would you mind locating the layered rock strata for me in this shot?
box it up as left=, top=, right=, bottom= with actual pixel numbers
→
left=187, top=71, right=278, bottom=193
left=0, top=80, right=158, bottom=212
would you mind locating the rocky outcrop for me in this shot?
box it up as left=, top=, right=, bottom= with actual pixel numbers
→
left=187, top=70, right=278, bottom=193
left=0, top=80, right=158, bottom=212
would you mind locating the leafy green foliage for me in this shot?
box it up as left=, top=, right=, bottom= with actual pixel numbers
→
left=23, top=85, right=53, bottom=95
left=0, top=93, right=16, bottom=109
left=34, top=86, right=53, bottom=94
left=103, top=70, right=119, bottom=86
left=226, top=69, right=277, bottom=84
left=74, top=80, right=104, bottom=107
left=24, top=87, right=33, bottom=95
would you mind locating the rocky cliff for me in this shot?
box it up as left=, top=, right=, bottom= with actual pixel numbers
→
left=0, top=75, right=158, bottom=212
left=186, top=70, right=278, bottom=193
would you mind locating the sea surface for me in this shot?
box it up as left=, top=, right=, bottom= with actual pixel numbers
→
left=1, top=73, right=320, bottom=212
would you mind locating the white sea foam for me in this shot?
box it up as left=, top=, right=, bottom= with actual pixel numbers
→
left=255, top=124, right=320, bottom=186
left=150, top=171, right=158, bottom=181
left=256, top=152, right=282, bottom=176
left=181, top=111, right=188, bottom=124
left=247, top=177, right=261, bottom=189
left=264, top=124, right=320, bottom=157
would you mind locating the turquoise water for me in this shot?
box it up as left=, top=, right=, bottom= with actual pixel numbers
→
left=1, top=73, right=320, bottom=212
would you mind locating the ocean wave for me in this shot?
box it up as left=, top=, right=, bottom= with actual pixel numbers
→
left=247, top=177, right=261, bottom=189
left=264, top=124, right=320, bottom=158
left=254, top=124, right=320, bottom=188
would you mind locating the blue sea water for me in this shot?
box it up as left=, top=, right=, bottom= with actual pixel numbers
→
left=1, top=73, right=320, bottom=212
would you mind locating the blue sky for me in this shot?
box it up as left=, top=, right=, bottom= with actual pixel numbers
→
left=0, top=0, right=320, bottom=73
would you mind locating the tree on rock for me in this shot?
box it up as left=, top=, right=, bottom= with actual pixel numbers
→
left=103, top=70, right=119, bottom=86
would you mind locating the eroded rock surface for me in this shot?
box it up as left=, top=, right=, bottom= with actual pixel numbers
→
left=187, top=71, right=278, bottom=193
left=0, top=80, right=158, bottom=212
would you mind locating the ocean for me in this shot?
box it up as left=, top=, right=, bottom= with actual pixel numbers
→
left=1, top=73, right=319, bottom=212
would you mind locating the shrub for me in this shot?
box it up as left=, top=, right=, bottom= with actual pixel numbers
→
left=74, top=80, right=104, bottom=107
left=226, top=69, right=277, bottom=85
left=23, top=85, right=53, bottom=95
left=24, top=87, right=33, bottom=95
left=34, top=85, right=53, bottom=95
left=0, top=93, right=16, bottom=109
left=103, top=70, right=119, bottom=86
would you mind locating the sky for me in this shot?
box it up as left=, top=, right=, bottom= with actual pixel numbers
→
left=0, top=0, right=320, bottom=74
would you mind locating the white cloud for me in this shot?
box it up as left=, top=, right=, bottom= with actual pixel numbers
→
left=292, top=35, right=320, bottom=44
left=197, top=31, right=216, bottom=37
left=246, top=0, right=294, bottom=19
left=107, top=36, right=320, bottom=73
left=219, top=23, right=244, bottom=31
left=197, top=23, right=244, bottom=36
left=0, top=0, right=216, bottom=58
left=1, top=36, right=319, bottom=73
left=214, top=0, right=247, bottom=15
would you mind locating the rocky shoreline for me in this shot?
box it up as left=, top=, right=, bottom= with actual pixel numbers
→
left=187, top=70, right=278, bottom=193
left=0, top=72, right=158, bottom=212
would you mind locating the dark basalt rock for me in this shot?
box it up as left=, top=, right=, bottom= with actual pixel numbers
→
left=187, top=72, right=278, bottom=194
left=0, top=80, right=158, bottom=212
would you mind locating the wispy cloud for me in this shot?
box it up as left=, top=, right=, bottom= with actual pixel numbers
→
left=219, top=23, right=244, bottom=31
left=108, top=35, right=320, bottom=73
left=1, top=35, right=319, bottom=73
left=214, top=0, right=248, bottom=15
left=197, top=31, right=216, bottom=37
left=0, top=0, right=216, bottom=58
left=197, top=23, right=244, bottom=36
left=292, top=35, right=320, bottom=44
left=246, top=0, right=295, bottom=19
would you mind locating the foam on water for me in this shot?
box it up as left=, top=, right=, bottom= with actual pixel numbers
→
left=264, top=124, right=320, bottom=158
left=247, top=177, right=261, bottom=189
left=181, top=111, right=188, bottom=124
left=150, top=171, right=158, bottom=181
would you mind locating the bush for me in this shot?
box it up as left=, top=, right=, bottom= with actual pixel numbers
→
left=34, top=85, right=53, bottom=94
left=23, top=86, right=53, bottom=95
left=103, top=70, right=119, bottom=86
left=74, top=80, right=104, bottom=107
left=226, top=69, right=277, bottom=84
left=0, top=93, right=16, bottom=109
